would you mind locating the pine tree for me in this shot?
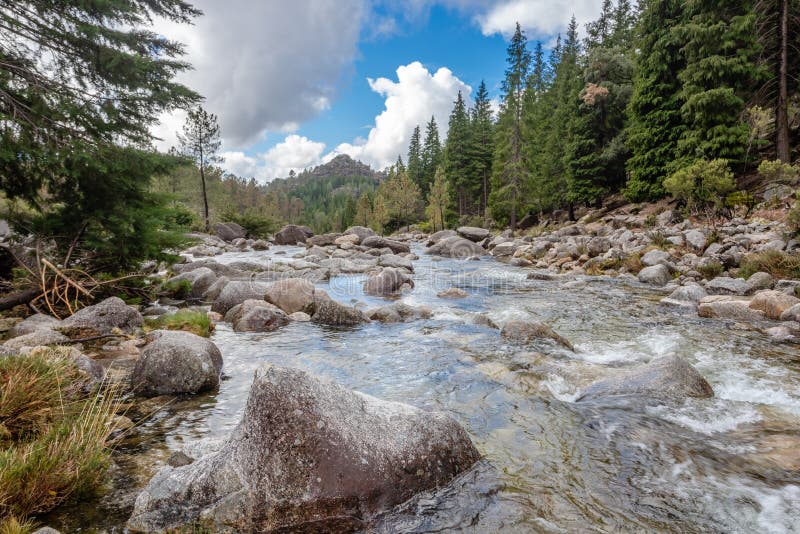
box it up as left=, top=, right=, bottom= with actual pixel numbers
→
left=467, top=81, right=495, bottom=221
left=371, top=194, right=389, bottom=234
left=426, top=166, right=452, bottom=232
left=490, top=23, right=531, bottom=232
left=178, top=107, right=222, bottom=231
left=523, top=41, right=556, bottom=214
left=0, top=0, right=200, bottom=269
left=444, top=91, right=472, bottom=216
left=355, top=192, right=373, bottom=227
left=421, top=117, right=443, bottom=195
left=395, top=155, right=406, bottom=174
left=626, top=0, right=687, bottom=201
left=587, top=0, right=615, bottom=47
left=407, top=126, right=424, bottom=189
left=675, top=0, right=761, bottom=166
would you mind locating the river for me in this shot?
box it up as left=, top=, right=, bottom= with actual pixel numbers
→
left=50, top=244, right=800, bottom=533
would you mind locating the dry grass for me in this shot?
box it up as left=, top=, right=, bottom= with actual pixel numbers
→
left=738, top=250, right=800, bottom=280
left=0, top=350, right=122, bottom=520
left=0, top=515, right=35, bottom=534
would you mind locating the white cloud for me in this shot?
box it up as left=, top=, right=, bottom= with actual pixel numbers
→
left=222, top=135, right=326, bottom=182
left=331, top=61, right=471, bottom=170
left=476, top=0, right=602, bottom=38
left=153, top=0, right=365, bottom=149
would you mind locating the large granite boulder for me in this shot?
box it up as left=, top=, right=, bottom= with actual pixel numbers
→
left=131, top=330, right=223, bottom=397
left=705, top=276, right=749, bottom=296
left=212, top=222, right=247, bottom=242
left=343, top=226, right=376, bottom=244
left=4, top=329, right=69, bottom=351
left=363, top=268, right=414, bottom=297
left=426, top=230, right=457, bottom=246
left=360, top=236, right=410, bottom=254
left=311, top=295, right=368, bottom=326
left=637, top=264, right=671, bottom=286
left=264, top=278, right=316, bottom=314
left=59, top=297, right=143, bottom=338
left=576, top=355, right=713, bottom=402
left=9, top=313, right=60, bottom=338
left=660, top=283, right=707, bottom=309
left=167, top=267, right=217, bottom=300
left=210, top=281, right=271, bottom=315
left=426, top=236, right=486, bottom=259
left=225, top=299, right=290, bottom=333
left=457, top=226, right=490, bottom=242
left=306, top=233, right=342, bottom=247
left=274, top=225, right=313, bottom=245
left=748, top=290, right=800, bottom=320
left=127, top=365, right=480, bottom=533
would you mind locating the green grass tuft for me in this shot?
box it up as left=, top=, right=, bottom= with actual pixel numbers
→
left=144, top=310, right=214, bottom=337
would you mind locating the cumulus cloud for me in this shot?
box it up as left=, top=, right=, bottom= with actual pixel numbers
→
left=332, top=61, right=471, bottom=170
left=222, top=135, right=326, bottom=182
left=476, top=0, right=602, bottom=38
left=153, top=0, right=365, bottom=148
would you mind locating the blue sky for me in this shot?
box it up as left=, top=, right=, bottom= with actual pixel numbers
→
left=153, top=1, right=602, bottom=182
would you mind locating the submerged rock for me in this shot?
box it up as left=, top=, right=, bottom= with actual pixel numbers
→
left=126, top=365, right=480, bottom=533
left=59, top=297, right=143, bottom=338
left=576, top=354, right=713, bottom=402
left=366, top=302, right=433, bottom=323
left=311, top=296, right=368, bottom=326
left=500, top=320, right=574, bottom=351
left=131, top=330, right=223, bottom=397
left=437, top=287, right=468, bottom=299
left=363, top=268, right=414, bottom=296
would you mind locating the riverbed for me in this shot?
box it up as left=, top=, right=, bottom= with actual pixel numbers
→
left=51, top=244, right=800, bottom=533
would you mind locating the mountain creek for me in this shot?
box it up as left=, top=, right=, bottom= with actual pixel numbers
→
left=39, top=240, right=800, bottom=533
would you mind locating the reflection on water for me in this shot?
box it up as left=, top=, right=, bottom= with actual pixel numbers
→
left=50, top=245, right=800, bottom=533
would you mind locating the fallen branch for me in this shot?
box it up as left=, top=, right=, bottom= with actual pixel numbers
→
left=0, top=287, right=40, bottom=311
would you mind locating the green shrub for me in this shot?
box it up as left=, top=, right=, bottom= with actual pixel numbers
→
left=697, top=261, right=724, bottom=280
left=221, top=209, right=278, bottom=239
left=145, top=310, right=213, bottom=337
left=787, top=197, right=800, bottom=235
left=757, top=159, right=800, bottom=183
left=160, top=279, right=193, bottom=300
left=644, top=213, right=657, bottom=228
left=664, top=159, right=736, bottom=213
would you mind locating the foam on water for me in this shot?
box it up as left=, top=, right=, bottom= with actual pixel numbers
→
left=647, top=398, right=763, bottom=435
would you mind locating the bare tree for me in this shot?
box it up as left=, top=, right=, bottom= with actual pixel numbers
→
left=178, top=107, right=222, bottom=230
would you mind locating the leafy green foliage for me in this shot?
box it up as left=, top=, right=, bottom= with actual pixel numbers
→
left=663, top=159, right=736, bottom=212
left=145, top=310, right=213, bottom=337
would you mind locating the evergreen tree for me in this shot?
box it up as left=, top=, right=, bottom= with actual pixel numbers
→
left=467, top=81, right=495, bottom=221
left=421, top=116, right=443, bottom=194
left=444, top=91, right=472, bottom=216
left=407, top=126, right=424, bottom=189
left=675, top=0, right=761, bottom=166
left=426, top=166, right=452, bottom=232
left=178, top=107, right=222, bottom=231
left=371, top=194, right=389, bottom=234
left=626, top=0, right=687, bottom=201
left=587, top=0, right=615, bottom=47
left=354, top=193, right=372, bottom=227
left=0, top=0, right=200, bottom=269
left=395, top=155, right=406, bottom=174
left=523, top=41, right=556, bottom=214
left=490, top=23, right=531, bottom=232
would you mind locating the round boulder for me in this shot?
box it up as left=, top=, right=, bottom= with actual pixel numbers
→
left=363, top=268, right=414, bottom=297
left=457, top=226, right=490, bottom=242
left=500, top=320, right=574, bottom=351
left=274, top=224, right=313, bottom=245
left=225, top=299, right=289, bottom=332
left=264, top=278, right=316, bottom=314
left=131, top=330, right=223, bottom=397
left=59, top=297, right=143, bottom=338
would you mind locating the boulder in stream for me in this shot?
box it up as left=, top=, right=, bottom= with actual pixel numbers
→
left=225, top=299, right=290, bottom=333
left=126, top=364, right=480, bottom=533
left=576, top=354, right=713, bottom=402
left=264, top=277, right=316, bottom=314
left=500, top=320, right=574, bottom=351
left=363, top=268, right=414, bottom=296
left=59, top=297, right=143, bottom=338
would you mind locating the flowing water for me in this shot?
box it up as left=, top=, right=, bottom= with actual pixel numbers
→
left=51, top=245, right=800, bottom=533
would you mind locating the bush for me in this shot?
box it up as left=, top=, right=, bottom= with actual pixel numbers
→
left=221, top=209, right=278, bottom=239
left=160, top=278, right=193, bottom=300
left=787, top=199, right=800, bottom=235
left=663, top=159, right=736, bottom=213
left=0, top=515, right=35, bottom=534
left=738, top=250, right=800, bottom=280
left=697, top=261, right=724, bottom=280
left=725, top=190, right=756, bottom=217
left=757, top=159, right=800, bottom=183
left=145, top=310, right=213, bottom=337
left=0, top=349, right=121, bottom=519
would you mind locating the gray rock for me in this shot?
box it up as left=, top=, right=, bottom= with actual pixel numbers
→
left=749, top=290, right=800, bottom=320
left=500, top=320, right=574, bottom=351
left=212, top=222, right=246, bottom=242
left=225, top=299, right=290, bottom=332
left=366, top=302, right=432, bottom=323
left=360, top=236, right=410, bottom=254
left=59, top=297, right=143, bottom=338
left=586, top=236, right=611, bottom=257
left=4, top=329, right=69, bottom=351
left=576, top=355, right=713, bottom=401
left=684, top=229, right=707, bottom=251
left=745, top=272, right=774, bottom=293
left=378, top=253, right=413, bottom=271
left=131, top=330, right=223, bottom=397
left=641, top=249, right=671, bottom=267
left=779, top=303, right=800, bottom=322
left=288, top=311, right=312, bottom=322
left=343, top=226, right=376, bottom=243
left=306, top=233, right=342, bottom=247
left=274, top=224, right=313, bottom=245
left=363, top=268, right=414, bottom=296
left=311, top=296, right=368, bottom=326
left=264, top=278, right=316, bottom=314
left=457, top=226, right=490, bottom=242
left=491, top=242, right=518, bottom=257
left=251, top=239, right=270, bottom=250
left=660, top=283, right=707, bottom=308
left=202, top=275, right=230, bottom=301
left=775, top=280, right=800, bottom=296
left=126, top=365, right=479, bottom=533
left=426, top=236, right=486, bottom=259
left=168, top=267, right=217, bottom=299
left=210, top=281, right=271, bottom=315
left=637, top=264, right=671, bottom=286
left=9, top=313, right=60, bottom=338
left=705, top=276, right=749, bottom=296
left=33, top=528, right=62, bottom=534
left=426, top=229, right=458, bottom=246
left=437, top=287, right=468, bottom=299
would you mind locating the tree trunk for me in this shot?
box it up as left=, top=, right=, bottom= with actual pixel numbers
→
left=0, top=287, right=40, bottom=311
left=776, top=0, right=790, bottom=163
left=200, top=164, right=210, bottom=231
left=510, top=187, right=517, bottom=235
left=483, top=171, right=488, bottom=225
